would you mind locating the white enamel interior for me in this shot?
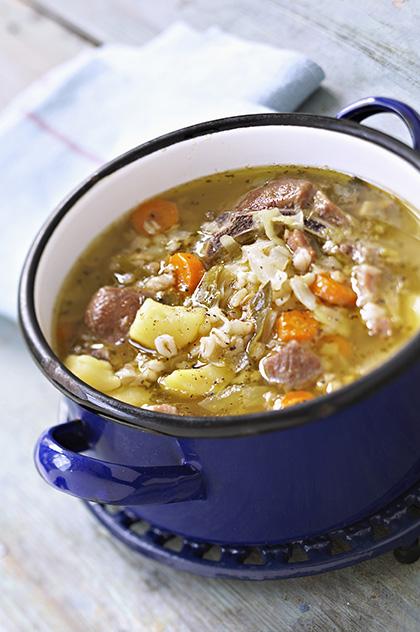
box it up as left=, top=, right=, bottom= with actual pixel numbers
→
left=34, top=124, right=420, bottom=342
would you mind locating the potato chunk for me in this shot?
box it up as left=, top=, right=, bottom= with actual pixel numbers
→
left=110, top=385, right=151, bottom=407
left=65, top=354, right=120, bottom=392
left=160, top=364, right=233, bottom=398
left=129, top=298, right=206, bottom=350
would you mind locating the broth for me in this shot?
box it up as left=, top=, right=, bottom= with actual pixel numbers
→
left=54, top=166, right=420, bottom=416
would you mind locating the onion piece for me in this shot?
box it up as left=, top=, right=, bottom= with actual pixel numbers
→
left=242, top=240, right=289, bottom=291
left=290, top=274, right=317, bottom=310
left=258, top=208, right=304, bottom=244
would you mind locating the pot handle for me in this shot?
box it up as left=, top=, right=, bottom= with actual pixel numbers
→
left=35, top=420, right=204, bottom=505
left=336, top=96, right=420, bottom=152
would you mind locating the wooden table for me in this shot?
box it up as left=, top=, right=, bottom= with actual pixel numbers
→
left=1, top=2, right=419, bottom=631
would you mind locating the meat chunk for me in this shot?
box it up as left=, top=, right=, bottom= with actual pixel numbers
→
left=198, top=211, right=257, bottom=265
left=237, top=177, right=349, bottom=228
left=199, top=178, right=350, bottom=266
left=312, top=191, right=350, bottom=226
left=85, top=286, right=143, bottom=343
left=351, top=265, right=392, bottom=336
left=359, top=303, right=392, bottom=338
left=236, top=177, right=315, bottom=211
left=142, top=404, right=179, bottom=414
left=260, top=341, right=322, bottom=389
left=286, top=228, right=313, bottom=253
left=286, top=228, right=316, bottom=272
left=212, top=210, right=256, bottom=242
left=351, top=265, right=382, bottom=306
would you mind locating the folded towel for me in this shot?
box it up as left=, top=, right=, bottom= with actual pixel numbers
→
left=0, top=22, right=324, bottom=320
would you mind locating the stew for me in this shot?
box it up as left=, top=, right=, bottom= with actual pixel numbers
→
left=54, top=166, right=420, bottom=416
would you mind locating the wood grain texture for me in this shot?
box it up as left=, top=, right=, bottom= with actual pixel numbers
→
left=21, top=0, right=158, bottom=45
left=1, top=318, right=420, bottom=632
left=1, top=1, right=420, bottom=630
left=0, top=0, right=90, bottom=109
left=21, top=0, right=420, bottom=116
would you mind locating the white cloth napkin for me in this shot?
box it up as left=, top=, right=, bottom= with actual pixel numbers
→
left=0, top=22, right=324, bottom=320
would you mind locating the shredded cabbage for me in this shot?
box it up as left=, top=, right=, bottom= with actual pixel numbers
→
left=290, top=274, right=317, bottom=310
left=259, top=208, right=284, bottom=244
left=273, top=209, right=305, bottom=229
left=258, top=208, right=304, bottom=244
left=242, top=240, right=289, bottom=291
left=219, top=234, right=242, bottom=257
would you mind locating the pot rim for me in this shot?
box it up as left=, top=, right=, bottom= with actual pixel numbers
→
left=18, top=112, right=420, bottom=438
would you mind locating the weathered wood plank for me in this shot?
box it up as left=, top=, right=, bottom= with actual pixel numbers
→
left=22, top=0, right=420, bottom=116
left=21, top=0, right=157, bottom=46
left=0, top=0, right=90, bottom=109
left=1, top=318, right=420, bottom=632
left=1, top=1, right=420, bottom=630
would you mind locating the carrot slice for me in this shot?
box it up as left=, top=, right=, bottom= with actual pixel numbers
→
left=169, top=252, right=205, bottom=294
left=282, top=391, right=315, bottom=408
left=277, top=309, right=319, bottom=342
left=311, top=273, right=356, bottom=307
left=321, top=334, right=352, bottom=357
left=131, top=198, right=179, bottom=235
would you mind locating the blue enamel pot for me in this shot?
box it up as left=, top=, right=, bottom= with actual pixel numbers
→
left=19, top=97, right=420, bottom=546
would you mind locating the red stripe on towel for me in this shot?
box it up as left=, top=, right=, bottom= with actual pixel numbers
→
left=26, top=111, right=103, bottom=165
